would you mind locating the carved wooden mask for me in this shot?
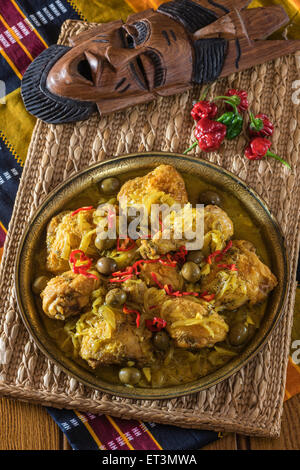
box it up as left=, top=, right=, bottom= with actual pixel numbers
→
left=22, top=0, right=227, bottom=124
left=46, top=11, right=194, bottom=114
left=21, top=0, right=300, bottom=124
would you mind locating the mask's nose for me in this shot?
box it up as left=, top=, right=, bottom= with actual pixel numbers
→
left=105, top=46, right=142, bottom=69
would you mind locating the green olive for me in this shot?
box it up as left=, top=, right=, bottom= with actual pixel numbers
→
left=229, top=322, right=250, bottom=346
left=119, top=367, right=141, bottom=385
left=32, top=275, right=49, bottom=295
left=153, top=331, right=170, bottom=351
left=187, top=250, right=204, bottom=265
left=95, top=236, right=116, bottom=251
left=181, top=261, right=201, bottom=283
left=198, top=190, right=222, bottom=206
left=246, top=324, right=256, bottom=342
left=100, top=177, right=120, bottom=194
left=96, top=257, right=117, bottom=275
left=105, top=288, right=127, bottom=306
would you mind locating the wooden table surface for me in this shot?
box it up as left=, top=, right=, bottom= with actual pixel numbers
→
left=0, top=394, right=299, bottom=450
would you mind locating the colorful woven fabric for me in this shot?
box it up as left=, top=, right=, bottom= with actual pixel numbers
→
left=0, top=0, right=299, bottom=450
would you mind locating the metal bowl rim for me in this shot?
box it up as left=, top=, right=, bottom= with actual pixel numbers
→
left=14, top=151, right=289, bottom=400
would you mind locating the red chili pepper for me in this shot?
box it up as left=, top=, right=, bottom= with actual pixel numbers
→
left=122, top=304, right=141, bottom=328
left=158, top=259, right=178, bottom=268
left=163, top=284, right=173, bottom=295
left=132, top=259, right=157, bottom=273
left=207, top=250, right=222, bottom=265
left=191, top=100, right=218, bottom=121
left=207, top=240, right=233, bottom=264
left=145, top=317, right=167, bottom=332
left=71, top=206, right=94, bottom=216
left=150, top=272, right=164, bottom=289
left=109, top=274, right=133, bottom=283
left=225, top=89, right=249, bottom=113
left=200, top=293, right=215, bottom=302
left=163, top=284, right=199, bottom=298
left=164, top=284, right=182, bottom=297
left=182, top=291, right=199, bottom=297
left=194, top=118, right=227, bottom=152
left=245, top=137, right=271, bottom=160
left=217, top=263, right=238, bottom=271
left=245, top=138, right=291, bottom=169
left=109, top=256, right=177, bottom=284
left=81, top=271, right=99, bottom=280
left=171, top=246, right=187, bottom=264
left=248, top=113, right=274, bottom=138
left=214, top=240, right=233, bottom=262
left=109, top=247, right=186, bottom=285
left=69, top=250, right=98, bottom=279
left=221, top=240, right=233, bottom=254
left=112, top=266, right=134, bottom=277
left=69, top=250, right=92, bottom=272
left=110, top=264, right=135, bottom=282
left=117, top=237, right=136, bottom=252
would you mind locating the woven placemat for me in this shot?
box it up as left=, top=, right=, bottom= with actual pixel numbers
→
left=0, top=20, right=300, bottom=438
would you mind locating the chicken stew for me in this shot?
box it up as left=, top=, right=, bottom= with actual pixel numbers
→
left=33, top=165, right=278, bottom=388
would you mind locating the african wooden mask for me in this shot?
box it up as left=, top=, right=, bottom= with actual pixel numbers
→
left=21, top=0, right=300, bottom=124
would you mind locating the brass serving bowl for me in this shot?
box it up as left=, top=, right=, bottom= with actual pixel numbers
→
left=15, top=152, right=288, bottom=399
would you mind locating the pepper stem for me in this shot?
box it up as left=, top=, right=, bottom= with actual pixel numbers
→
left=266, top=151, right=291, bottom=170
left=212, top=95, right=241, bottom=107
left=199, top=83, right=213, bottom=101
left=249, top=111, right=263, bottom=131
left=223, top=100, right=239, bottom=115
left=183, top=141, right=198, bottom=155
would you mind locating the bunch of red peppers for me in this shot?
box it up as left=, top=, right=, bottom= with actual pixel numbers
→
left=185, top=87, right=291, bottom=169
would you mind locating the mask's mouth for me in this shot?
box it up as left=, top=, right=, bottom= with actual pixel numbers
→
left=21, top=45, right=96, bottom=124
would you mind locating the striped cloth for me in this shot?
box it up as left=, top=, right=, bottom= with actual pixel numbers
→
left=0, top=0, right=299, bottom=450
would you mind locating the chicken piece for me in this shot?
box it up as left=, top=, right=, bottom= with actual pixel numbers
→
left=200, top=240, right=278, bottom=310
left=140, top=204, right=233, bottom=259
left=46, top=209, right=96, bottom=274
left=140, top=205, right=202, bottom=259
left=121, top=279, right=148, bottom=304
left=204, top=205, right=234, bottom=242
left=139, top=263, right=184, bottom=291
left=41, top=271, right=100, bottom=320
left=79, top=310, right=154, bottom=368
left=161, top=298, right=229, bottom=349
left=117, top=164, right=188, bottom=206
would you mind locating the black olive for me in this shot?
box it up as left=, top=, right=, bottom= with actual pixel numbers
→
left=187, top=250, right=204, bottom=265
left=229, top=322, right=250, bottom=346
left=96, top=257, right=117, bottom=275
left=198, top=190, right=222, bottom=206
left=119, top=367, right=141, bottom=385
left=105, top=289, right=127, bottom=306
left=153, top=331, right=170, bottom=351
left=100, top=177, right=120, bottom=194
left=181, top=261, right=201, bottom=283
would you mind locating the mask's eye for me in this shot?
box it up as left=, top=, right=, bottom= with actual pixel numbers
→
left=121, top=21, right=149, bottom=48
left=77, top=59, right=93, bottom=82
left=132, top=21, right=149, bottom=46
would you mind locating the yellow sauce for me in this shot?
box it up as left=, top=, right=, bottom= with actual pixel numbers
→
left=36, top=169, right=271, bottom=388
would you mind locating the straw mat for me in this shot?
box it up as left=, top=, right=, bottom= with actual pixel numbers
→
left=0, top=20, right=300, bottom=437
